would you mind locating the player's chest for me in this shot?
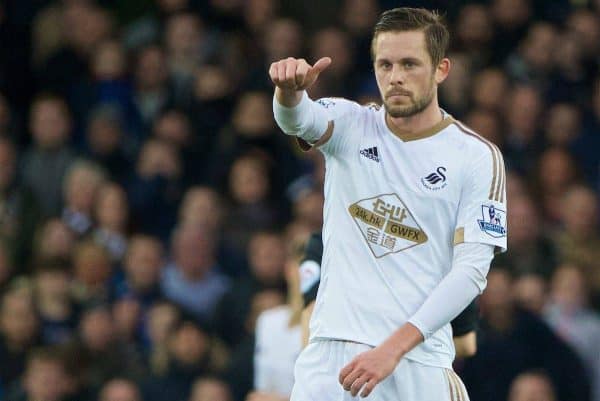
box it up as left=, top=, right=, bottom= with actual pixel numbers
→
left=345, top=134, right=463, bottom=204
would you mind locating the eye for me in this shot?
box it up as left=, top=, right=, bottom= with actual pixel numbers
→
left=379, top=61, right=392, bottom=70
left=404, top=61, right=415, bottom=69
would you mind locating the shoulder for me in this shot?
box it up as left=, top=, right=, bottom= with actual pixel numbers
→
left=447, top=119, right=503, bottom=159
left=315, top=97, right=380, bottom=119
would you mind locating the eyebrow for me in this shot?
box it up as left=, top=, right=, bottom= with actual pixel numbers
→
left=376, top=57, right=422, bottom=64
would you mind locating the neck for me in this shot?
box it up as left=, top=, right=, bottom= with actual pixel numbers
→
left=385, top=98, right=444, bottom=137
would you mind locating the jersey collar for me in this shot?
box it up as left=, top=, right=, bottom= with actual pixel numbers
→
left=381, top=108, right=454, bottom=142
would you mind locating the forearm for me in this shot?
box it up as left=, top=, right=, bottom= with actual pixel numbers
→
left=379, top=322, right=424, bottom=363
left=273, top=90, right=329, bottom=143
left=408, top=243, right=493, bottom=340
left=275, top=87, right=303, bottom=107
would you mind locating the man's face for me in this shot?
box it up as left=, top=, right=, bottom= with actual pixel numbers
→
left=373, top=30, right=443, bottom=118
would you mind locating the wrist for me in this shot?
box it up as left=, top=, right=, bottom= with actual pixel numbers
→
left=275, top=87, right=304, bottom=107
left=383, top=322, right=425, bottom=362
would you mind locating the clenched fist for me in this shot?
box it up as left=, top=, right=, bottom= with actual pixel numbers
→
left=269, top=57, right=331, bottom=92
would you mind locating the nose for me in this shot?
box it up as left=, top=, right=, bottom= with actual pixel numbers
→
left=389, top=63, right=405, bottom=85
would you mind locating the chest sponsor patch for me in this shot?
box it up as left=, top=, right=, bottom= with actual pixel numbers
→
left=348, top=193, right=428, bottom=258
left=478, top=204, right=507, bottom=238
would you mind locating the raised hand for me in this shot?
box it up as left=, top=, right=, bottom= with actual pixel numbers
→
left=269, top=57, right=332, bottom=92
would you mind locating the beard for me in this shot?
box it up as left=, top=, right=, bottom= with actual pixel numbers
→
left=383, top=78, right=436, bottom=118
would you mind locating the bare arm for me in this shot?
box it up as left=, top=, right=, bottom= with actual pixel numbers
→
left=453, top=331, right=477, bottom=358
left=301, top=301, right=315, bottom=348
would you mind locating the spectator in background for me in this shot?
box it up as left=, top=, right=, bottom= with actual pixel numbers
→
left=505, top=22, right=557, bottom=87
left=513, top=273, right=547, bottom=315
left=339, top=0, right=380, bottom=77
left=32, top=260, right=76, bottom=346
left=71, top=241, right=112, bottom=307
left=69, top=304, right=145, bottom=395
left=83, top=105, right=130, bottom=183
left=489, top=0, right=532, bottom=63
left=178, top=186, right=244, bottom=277
left=132, top=45, right=174, bottom=136
left=222, top=152, right=282, bottom=256
left=461, top=268, right=590, bottom=401
left=4, top=347, right=74, bottom=401
left=306, top=27, right=355, bottom=99
left=37, top=2, right=113, bottom=95
left=128, top=138, right=183, bottom=241
left=161, top=223, right=230, bottom=324
left=248, top=233, right=305, bottom=401
left=0, top=138, right=41, bottom=271
left=244, top=18, right=303, bottom=90
left=99, top=378, right=142, bottom=401
left=189, top=377, right=232, bottom=401
left=565, top=10, right=600, bottom=66
left=61, top=160, right=106, bottom=237
left=212, top=91, right=299, bottom=193
left=553, top=185, right=600, bottom=307
left=493, top=195, right=558, bottom=279
left=189, top=63, right=235, bottom=159
left=463, top=108, right=503, bottom=147
left=470, top=68, right=509, bottom=114
left=508, top=371, right=557, bottom=401
left=144, top=301, right=181, bottom=376
left=437, top=52, right=471, bottom=117
left=0, top=286, right=40, bottom=389
left=69, top=38, right=135, bottom=150
left=503, top=85, right=543, bottom=173
left=164, top=12, right=206, bottom=104
left=152, top=108, right=206, bottom=187
left=93, top=183, right=130, bottom=262
left=543, top=103, right=582, bottom=148
left=534, top=147, right=580, bottom=224
left=214, top=230, right=286, bottom=348
left=142, top=318, right=213, bottom=401
left=544, top=264, right=600, bottom=401
left=21, top=94, right=76, bottom=217
left=290, top=188, right=324, bottom=233
left=114, top=235, right=164, bottom=308
left=32, top=219, right=75, bottom=263
left=453, top=4, right=493, bottom=68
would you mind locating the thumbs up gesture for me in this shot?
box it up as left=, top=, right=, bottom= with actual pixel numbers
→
left=269, top=57, right=332, bottom=91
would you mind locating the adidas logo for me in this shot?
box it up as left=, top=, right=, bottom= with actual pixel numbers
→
left=360, top=146, right=380, bottom=162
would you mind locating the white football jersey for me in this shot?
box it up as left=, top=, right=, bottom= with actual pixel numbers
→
left=304, top=97, right=507, bottom=369
left=254, top=306, right=302, bottom=397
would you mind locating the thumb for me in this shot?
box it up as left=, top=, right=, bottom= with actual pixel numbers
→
left=312, top=57, right=332, bottom=74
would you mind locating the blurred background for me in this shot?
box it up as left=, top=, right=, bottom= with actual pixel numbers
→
left=0, top=0, right=599, bottom=401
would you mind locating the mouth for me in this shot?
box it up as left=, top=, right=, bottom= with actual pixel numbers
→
left=386, top=91, right=411, bottom=99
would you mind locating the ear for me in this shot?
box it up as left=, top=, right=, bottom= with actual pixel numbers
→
left=435, top=58, right=451, bottom=84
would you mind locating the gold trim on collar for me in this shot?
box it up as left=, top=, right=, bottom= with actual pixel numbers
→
left=386, top=115, right=454, bottom=142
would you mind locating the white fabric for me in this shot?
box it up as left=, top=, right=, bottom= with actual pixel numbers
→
left=408, top=242, right=493, bottom=339
left=298, top=260, right=321, bottom=293
left=272, top=91, right=330, bottom=144
left=274, top=94, right=507, bottom=369
left=291, top=339, right=470, bottom=401
left=254, top=306, right=302, bottom=397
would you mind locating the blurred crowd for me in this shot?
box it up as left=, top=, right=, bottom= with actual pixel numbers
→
left=0, top=0, right=599, bottom=401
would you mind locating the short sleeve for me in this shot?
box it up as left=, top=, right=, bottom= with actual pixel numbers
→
left=455, top=142, right=507, bottom=253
